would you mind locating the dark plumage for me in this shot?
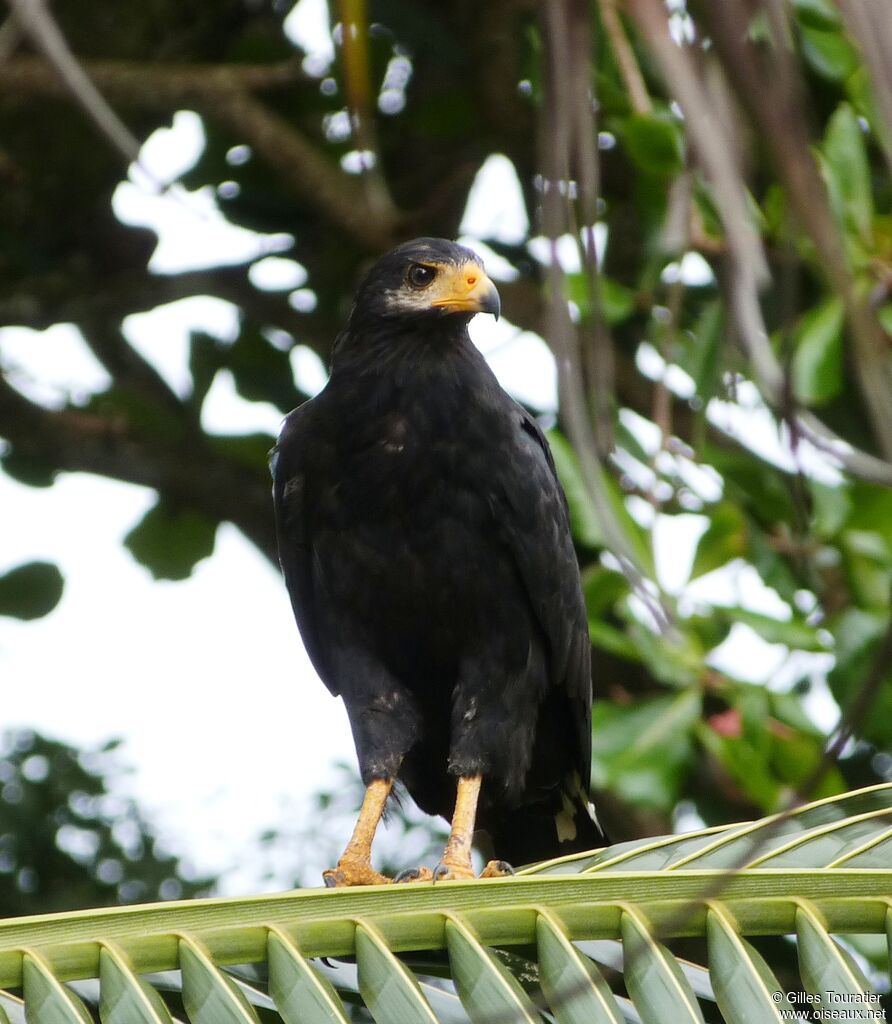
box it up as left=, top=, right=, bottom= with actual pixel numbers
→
left=272, top=238, right=605, bottom=885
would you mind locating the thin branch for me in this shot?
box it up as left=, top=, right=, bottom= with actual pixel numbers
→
left=0, top=264, right=304, bottom=334
left=597, top=0, right=652, bottom=114
left=837, top=0, right=892, bottom=179
left=7, top=0, right=146, bottom=171
left=0, top=54, right=310, bottom=100
left=571, top=0, right=615, bottom=454
left=78, top=319, right=183, bottom=414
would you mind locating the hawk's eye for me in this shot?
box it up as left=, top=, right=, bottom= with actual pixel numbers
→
left=407, top=263, right=437, bottom=289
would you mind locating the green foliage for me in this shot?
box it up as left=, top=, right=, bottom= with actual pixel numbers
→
left=620, top=112, right=685, bottom=179
left=0, top=562, right=63, bottom=621
left=689, top=504, right=747, bottom=580
left=123, top=500, right=218, bottom=581
left=791, top=296, right=845, bottom=405
left=822, top=104, right=873, bottom=247
left=0, top=730, right=212, bottom=917
left=591, top=691, right=701, bottom=811
left=564, top=273, right=636, bottom=326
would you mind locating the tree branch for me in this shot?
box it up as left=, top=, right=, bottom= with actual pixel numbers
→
left=78, top=318, right=183, bottom=413
left=0, top=373, right=279, bottom=563
left=0, top=55, right=400, bottom=250
left=0, top=54, right=311, bottom=102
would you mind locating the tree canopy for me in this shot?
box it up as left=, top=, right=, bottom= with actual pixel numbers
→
left=0, top=730, right=211, bottom=916
left=2, top=0, right=892, bottom=875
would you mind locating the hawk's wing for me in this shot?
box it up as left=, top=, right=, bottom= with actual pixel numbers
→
left=270, top=401, right=339, bottom=695
left=491, top=406, right=593, bottom=778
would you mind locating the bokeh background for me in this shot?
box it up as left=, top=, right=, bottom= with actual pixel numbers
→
left=2, top=0, right=892, bottom=913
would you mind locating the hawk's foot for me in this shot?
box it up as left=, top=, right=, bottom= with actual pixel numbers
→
left=322, top=855, right=391, bottom=888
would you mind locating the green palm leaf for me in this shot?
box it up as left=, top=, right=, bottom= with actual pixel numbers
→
left=1, top=783, right=891, bottom=1022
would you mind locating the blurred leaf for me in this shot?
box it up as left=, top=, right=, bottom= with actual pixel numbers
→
left=588, top=620, right=640, bottom=660
left=747, top=530, right=801, bottom=605
left=832, top=607, right=885, bottom=666
left=626, top=616, right=705, bottom=686
left=549, top=432, right=654, bottom=570
left=846, top=65, right=885, bottom=140
left=827, top=610, right=892, bottom=746
left=591, top=690, right=701, bottom=811
left=124, top=500, right=218, bottom=581
left=770, top=725, right=845, bottom=799
left=209, top=432, right=277, bottom=472
left=793, top=0, right=841, bottom=29
left=620, top=113, right=684, bottom=178
left=189, top=332, right=224, bottom=409
left=565, top=273, right=636, bottom=325
left=0, top=561, right=64, bottom=620
left=841, top=531, right=892, bottom=609
left=600, top=277, right=636, bottom=326
left=685, top=611, right=734, bottom=652
left=685, top=299, right=724, bottom=401
left=846, top=484, right=892, bottom=555
left=84, top=388, right=185, bottom=445
left=714, top=607, right=826, bottom=651
left=697, top=723, right=783, bottom=811
left=549, top=428, right=656, bottom=572
left=809, top=479, right=852, bottom=538
left=689, top=502, right=747, bottom=580
left=822, top=103, right=873, bottom=244
left=791, top=296, right=844, bottom=405
left=705, top=449, right=795, bottom=525
left=800, top=24, right=858, bottom=81
left=607, top=479, right=656, bottom=573
left=737, top=684, right=772, bottom=758
left=546, top=430, right=605, bottom=549
left=0, top=450, right=57, bottom=488
left=769, top=689, right=826, bottom=739
left=582, top=565, right=629, bottom=617
left=226, top=327, right=298, bottom=413
left=584, top=566, right=637, bottom=657
left=614, top=415, right=653, bottom=466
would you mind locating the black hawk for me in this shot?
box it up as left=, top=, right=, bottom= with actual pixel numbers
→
left=271, top=238, right=605, bottom=886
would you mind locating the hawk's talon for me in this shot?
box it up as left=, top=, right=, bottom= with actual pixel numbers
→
left=432, top=859, right=476, bottom=882
left=394, top=866, right=434, bottom=883
left=481, top=859, right=515, bottom=878
left=321, top=859, right=391, bottom=888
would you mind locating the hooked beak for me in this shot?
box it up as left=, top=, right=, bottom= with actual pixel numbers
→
left=430, top=262, right=501, bottom=320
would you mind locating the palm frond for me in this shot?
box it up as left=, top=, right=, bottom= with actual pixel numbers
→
left=2, top=784, right=891, bottom=1022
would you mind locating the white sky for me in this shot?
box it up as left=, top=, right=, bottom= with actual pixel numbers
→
left=0, top=28, right=843, bottom=892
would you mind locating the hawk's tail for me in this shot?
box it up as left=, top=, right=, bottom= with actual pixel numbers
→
left=487, top=775, right=609, bottom=868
